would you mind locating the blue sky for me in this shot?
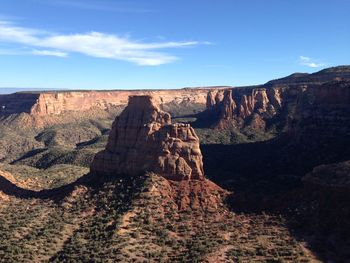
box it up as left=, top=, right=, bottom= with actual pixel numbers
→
left=0, top=0, right=349, bottom=90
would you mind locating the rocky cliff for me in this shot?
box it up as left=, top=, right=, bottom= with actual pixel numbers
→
left=0, top=87, right=231, bottom=129
left=0, top=87, right=230, bottom=117
left=206, top=87, right=283, bottom=130
left=202, top=66, right=350, bottom=132
left=91, top=95, right=205, bottom=181
left=29, top=89, right=214, bottom=116
left=203, top=80, right=350, bottom=135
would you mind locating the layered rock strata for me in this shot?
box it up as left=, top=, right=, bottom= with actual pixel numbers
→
left=205, top=80, right=350, bottom=132
left=206, top=87, right=283, bottom=129
left=0, top=87, right=231, bottom=117
left=0, top=87, right=230, bottom=129
left=91, top=95, right=205, bottom=181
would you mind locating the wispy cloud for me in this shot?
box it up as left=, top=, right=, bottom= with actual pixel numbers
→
left=299, top=56, right=326, bottom=68
left=31, top=49, right=68, bottom=57
left=0, top=20, right=207, bottom=65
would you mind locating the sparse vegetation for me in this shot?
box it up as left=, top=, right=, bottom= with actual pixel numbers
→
left=1, top=78, right=350, bottom=262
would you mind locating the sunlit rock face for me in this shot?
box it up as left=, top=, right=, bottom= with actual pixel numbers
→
left=90, top=95, right=205, bottom=181
left=206, top=87, right=283, bottom=130
left=205, top=79, right=350, bottom=133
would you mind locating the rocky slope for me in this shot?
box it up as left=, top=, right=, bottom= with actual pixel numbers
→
left=0, top=170, right=318, bottom=262
left=288, top=161, right=350, bottom=262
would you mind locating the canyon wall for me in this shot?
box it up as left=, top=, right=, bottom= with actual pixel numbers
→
left=0, top=87, right=230, bottom=129
left=289, top=81, right=350, bottom=140
left=204, top=86, right=288, bottom=130
left=29, top=89, right=215, bottom=116
left=201, top=65, right=350, bottom=132
left=203, top=81, right=350, bottom=133
left=1, top=66, right=349, bottom=131
left=0, top=87, right=230, bottom=117
left=206, top=87, right=284, bottom=129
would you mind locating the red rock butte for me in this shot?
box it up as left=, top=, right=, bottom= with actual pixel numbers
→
left=90, top=95, right=205, bottom=181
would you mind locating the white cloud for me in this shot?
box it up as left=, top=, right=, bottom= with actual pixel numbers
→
left=0, top=20, right=206, bottom=65
left=0, top=20, right=40, bottom=44
left=31, top=49, right=68, bottom=57
left=299, top=56, right=326, bottom=68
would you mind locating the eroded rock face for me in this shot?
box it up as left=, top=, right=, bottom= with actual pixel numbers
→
left=0, top=87, right=230, bottom=129
left=206, top=79, right=350, bottom=134
left=90, top=95, right=205, bottom=180
left=27, top=88, right=227, bottom=116
left=207, top=87, right=283, bottom=130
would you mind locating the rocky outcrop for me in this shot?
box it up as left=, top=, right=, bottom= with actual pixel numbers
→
left=204, top=79, right=350, bottom=134
left=206, top=87, right=283, bottom=130
left=206, top=89, right=226, bottom=109
left=90, top=95, right=205, bottom=181
left=202, top=66, right=350, bottom=132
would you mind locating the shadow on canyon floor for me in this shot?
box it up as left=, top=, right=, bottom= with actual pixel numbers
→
left=202, top=133, right=350, bottom=187
left=0, top=172, right=114, bottom=202
left=201, top=136, right=350, bottom=262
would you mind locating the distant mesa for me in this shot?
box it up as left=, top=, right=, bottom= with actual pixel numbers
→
left=91, top=95, right=205, bottom=181
left=0, top=87, right=224, bottom=129
left=266, top=65, right=350, bottom=86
